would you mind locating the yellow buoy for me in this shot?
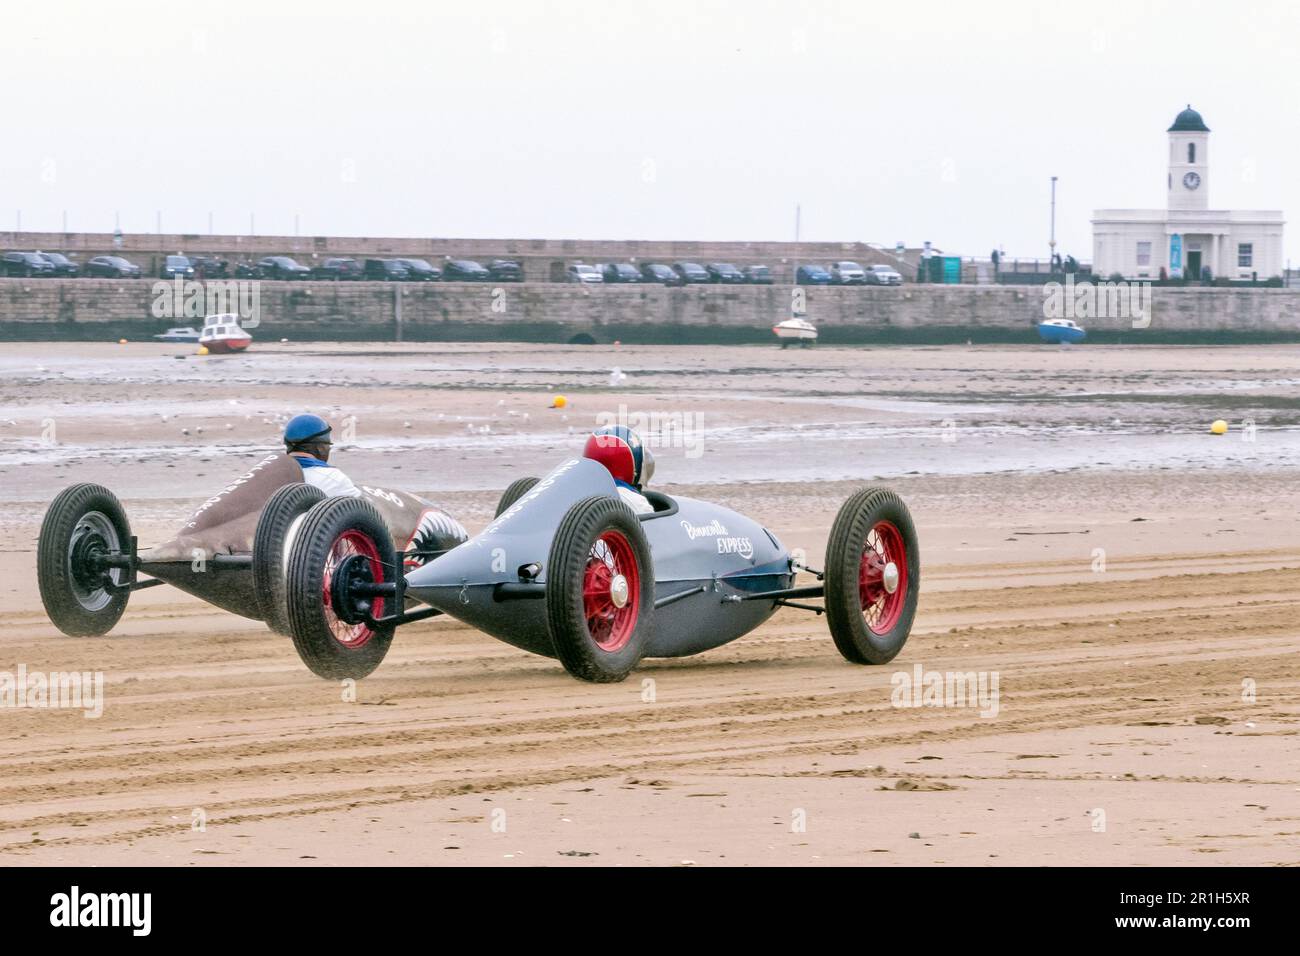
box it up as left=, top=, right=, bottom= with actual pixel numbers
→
left=1210, top=419, right=1227, bottom=435
left=118, top=338, right=128, bottom=345
left=551, top=395, right=568, bottom=409
left=197, top=346, right=210, bottom=356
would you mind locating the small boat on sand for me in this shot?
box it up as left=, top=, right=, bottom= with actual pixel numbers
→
left=198, top=314, right=252, bottom=354
left=773, top=317, right=818, bottom=347
left=1037, top=318, right=1086, bottom=344
left=153, top=327, right=201, bottom=343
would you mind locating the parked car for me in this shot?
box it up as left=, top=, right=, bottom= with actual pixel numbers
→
left=706, top=262, right=745, bottom=284
left=864, top=263, right=904, bottom=286
left=2, top=252, right=56, bottom=277
left=86, top=255, right=142, bottom=279
left=830, top=261, right=867, bottom=285
left=743, top=264, right=773, bottom=284
left=796, top=264, right=832, bottom=285
left=189, top=256, right=229, bottom=279
left=639, top=263, right=683, bottom=286
left=602, top=263, right=641, bottom=284
left=159, top=255, right=195, bottom=279
left=257, top=256, right=312, bottom=280
left=38, top=252, right=80, bottom=277
left=487, top=259, right=523, bottom=282
left=363, top=258, right=410, bottom=281
left=233, top=260, right=260, bottom=279
left=672, top=261, right=710, bottom=284
left=443, top=259, right=491, bottom=281
left=397, top=258, right=442, bottom=281
left=314, top=258, right=363, bottom=281
left=566, top=263, right=603, bottom=284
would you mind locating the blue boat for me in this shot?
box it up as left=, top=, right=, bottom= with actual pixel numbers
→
left=1037, top=318, right=1086, bottom=344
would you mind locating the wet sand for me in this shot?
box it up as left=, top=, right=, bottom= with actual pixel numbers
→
left=0, top=343, right=1297, bottom=865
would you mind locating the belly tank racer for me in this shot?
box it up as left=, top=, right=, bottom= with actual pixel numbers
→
left=282, top=425, right=920, bottom=683
left=37, top=422, right=469, bottom=638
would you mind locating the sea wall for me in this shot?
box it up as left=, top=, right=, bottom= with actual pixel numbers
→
left=3, top=279, right=1300, bottom=344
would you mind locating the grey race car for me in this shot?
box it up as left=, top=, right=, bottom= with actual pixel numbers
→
left=282, top=456, right=920, bottom=683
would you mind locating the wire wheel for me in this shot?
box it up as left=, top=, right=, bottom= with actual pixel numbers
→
left=859, top=521, right=908, bottom=635
left=582, top=531, right=640, bottom=652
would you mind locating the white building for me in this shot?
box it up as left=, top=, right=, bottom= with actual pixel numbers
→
left=1092, top=106, right=1284, bottom=281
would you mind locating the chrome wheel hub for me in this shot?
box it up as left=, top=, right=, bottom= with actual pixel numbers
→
left=609, top=573, right=629, bottom=608
left=882, top=562, right=900, bottom=595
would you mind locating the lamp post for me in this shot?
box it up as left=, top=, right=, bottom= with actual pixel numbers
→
left=1049, top=176, right=1058, bottom=273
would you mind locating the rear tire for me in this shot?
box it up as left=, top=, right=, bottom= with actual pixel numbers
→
left=545, top=495, right=653, bottom=682
left=286, top=497, right=396, bottom=679
left=37, top=483, right=132, bottom=636
left=253, top=483, right=326, bottom=635
left=824, top=487, right=919, bottom=664
left=493, top=476, right=539, bottom=518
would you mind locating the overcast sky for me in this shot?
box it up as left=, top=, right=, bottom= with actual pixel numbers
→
left=3, top=0, right=1297, bottom=264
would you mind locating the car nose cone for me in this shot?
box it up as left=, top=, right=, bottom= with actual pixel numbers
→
left=610, top=573, right=629, bottom=608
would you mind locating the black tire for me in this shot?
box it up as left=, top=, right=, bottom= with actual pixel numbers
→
left=37, top=483, right=132, bottom=636
left=252, top=483, right=327, bottom=635
left=824, top=487, right=920, bottom=665
left=285, top=497, right=397, bottom=679
left=493, top=476, right=539, bottom=518
left=545, top=495, right=653, bottom=682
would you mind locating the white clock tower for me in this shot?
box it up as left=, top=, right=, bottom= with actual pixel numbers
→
left=1093, top=105, right=1283, bottom=281
left=1167, top=105, right=1208, bottom=211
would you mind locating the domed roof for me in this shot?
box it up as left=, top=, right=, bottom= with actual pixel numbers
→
left=1168, top=105, right=1209, bottom=132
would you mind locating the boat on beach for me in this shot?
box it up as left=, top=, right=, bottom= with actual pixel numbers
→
left=198, top=314, right=252, bottom=354
left=153, top=327, right=201, bottom=343
left=1037, top=318, right=1086, bottom=344
left=773, top=317, right=818, bottom=347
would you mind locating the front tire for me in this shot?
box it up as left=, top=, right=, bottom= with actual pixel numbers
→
left=253, top=483, right=327, bottom=635
left=286, top=497, right=396, bottom=679
left=545, top=495, right=653, bottom=682
left=824, top=487, right=919, bottom=664
left=493, top=476, right=539, bottom=518
left=37, top=484, right=132, bottom=636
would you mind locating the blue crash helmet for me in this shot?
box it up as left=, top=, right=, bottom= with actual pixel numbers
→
left=284, top=413, right=332, bottom=451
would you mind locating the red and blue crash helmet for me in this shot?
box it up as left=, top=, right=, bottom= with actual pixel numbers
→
left=583, top=424, right=655, bottom=489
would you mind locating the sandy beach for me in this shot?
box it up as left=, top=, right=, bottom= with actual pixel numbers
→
left=0, top=342, right=1296, bottom=865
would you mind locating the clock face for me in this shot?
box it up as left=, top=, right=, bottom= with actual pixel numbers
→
left=1183, top=171, right=1201, bottom=190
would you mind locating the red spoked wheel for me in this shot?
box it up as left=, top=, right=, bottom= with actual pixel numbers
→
left=859, top=520, right=908, bottom=635
left=825, top=487, right=919, bottom=665
left=547, top=496, right=654, bottom=682
left=582, top=530, right=641, bottom=652
left=323, top=530, right=387, bottom=648
left=285, top=496, right=397, bottom=680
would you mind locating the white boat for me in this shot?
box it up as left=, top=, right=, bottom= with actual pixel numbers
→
left=773, top=317, right=818, bottom=347
left=153, top=326, right=201, bottom=343
left=198, top=314, right=252, bottom=354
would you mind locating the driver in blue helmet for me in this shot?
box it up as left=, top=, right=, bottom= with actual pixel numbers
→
left=283, top=414, right=361, bottom=498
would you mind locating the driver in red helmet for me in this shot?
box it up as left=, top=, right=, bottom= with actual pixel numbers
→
left=582, top=424, right=655, bottom=515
